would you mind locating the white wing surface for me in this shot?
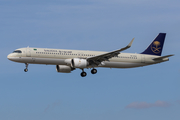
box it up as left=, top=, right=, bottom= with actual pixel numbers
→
left=87, top=38, right=134, bottom=66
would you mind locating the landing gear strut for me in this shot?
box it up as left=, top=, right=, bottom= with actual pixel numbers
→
left=24, top=63, right=28, bottom=72
left=91, top=69, right=97, bottom=74
left=81, top=69, right=87, bottom=77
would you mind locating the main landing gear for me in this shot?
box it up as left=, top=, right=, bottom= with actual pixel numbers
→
left=81, top=69, right=87, bottom=77
left=80, top=68, right=97, bottom=77
left=91, top=69, right=97, bottom=74
left=24, top=63, right=28, bottom=72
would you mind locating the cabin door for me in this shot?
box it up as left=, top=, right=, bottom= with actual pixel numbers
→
left=26, top=47, right=31, bottom=57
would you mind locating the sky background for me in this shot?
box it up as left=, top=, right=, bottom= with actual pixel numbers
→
left=0, top=0, right=180, bottom=120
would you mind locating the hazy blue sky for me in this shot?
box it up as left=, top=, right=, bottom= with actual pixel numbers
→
left=0, top=0, right=180, bottom=120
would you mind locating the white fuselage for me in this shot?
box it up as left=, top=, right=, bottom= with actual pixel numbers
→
left=7, top=47, right=168, bottom=68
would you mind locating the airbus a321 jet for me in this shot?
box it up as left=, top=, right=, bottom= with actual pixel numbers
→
left=7, top=33, right=173, bottom=77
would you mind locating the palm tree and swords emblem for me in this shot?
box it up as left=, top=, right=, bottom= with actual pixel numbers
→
left=151, top=41, right=161, bottom=54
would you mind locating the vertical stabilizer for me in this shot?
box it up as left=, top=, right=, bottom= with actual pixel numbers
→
left=141, top=33, right=166, bottom=56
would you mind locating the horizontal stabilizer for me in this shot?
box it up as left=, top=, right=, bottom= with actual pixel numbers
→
left=153, top=54, right=174, bottom=61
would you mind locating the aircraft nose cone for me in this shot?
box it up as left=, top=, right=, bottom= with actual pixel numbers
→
left=7, top=54, right=10, bottom=59
left=7, top=54, right=13, bottom=60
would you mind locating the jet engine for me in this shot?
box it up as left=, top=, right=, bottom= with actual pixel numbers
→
left=56, top=65, right=73, bottom=73
left=71, top=58, right=88, bottom=68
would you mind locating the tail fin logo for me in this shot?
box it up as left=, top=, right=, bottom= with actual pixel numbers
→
left=151, top=41, right=161, bottom=54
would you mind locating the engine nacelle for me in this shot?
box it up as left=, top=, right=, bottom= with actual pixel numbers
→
left=71, top=58, right=88, bottom=68
left=56, top=65, right=72, bottom=73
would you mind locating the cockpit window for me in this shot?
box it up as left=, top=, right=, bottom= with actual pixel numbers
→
left=13, top=50, right=22, bottom=53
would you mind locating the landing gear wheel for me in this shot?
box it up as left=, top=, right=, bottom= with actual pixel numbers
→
left=91, top=69, right=97, bottom=74
left=24, top=63, right=29, bottom=72
left=81, top=72, right=87, bottom=77
left=24, top=68, right=28, bottom=72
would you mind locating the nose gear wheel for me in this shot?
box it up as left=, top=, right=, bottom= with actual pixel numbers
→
left=24, top=63, right=29, bottom=72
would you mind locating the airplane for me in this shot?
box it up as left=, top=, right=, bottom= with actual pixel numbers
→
left=7, top=33, right=173, bottom=77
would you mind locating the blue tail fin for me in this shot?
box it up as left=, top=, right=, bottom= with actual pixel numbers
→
left=141, top=33, right=166, bottom=56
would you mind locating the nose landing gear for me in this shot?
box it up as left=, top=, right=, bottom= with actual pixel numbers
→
left=24, top=63, right=28, bottom=72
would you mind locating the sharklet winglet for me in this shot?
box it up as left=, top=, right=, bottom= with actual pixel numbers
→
left=127, top=38, right=134, bottom=47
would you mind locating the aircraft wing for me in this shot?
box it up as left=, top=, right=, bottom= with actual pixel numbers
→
left=87, top=38, right=134, bottom=66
